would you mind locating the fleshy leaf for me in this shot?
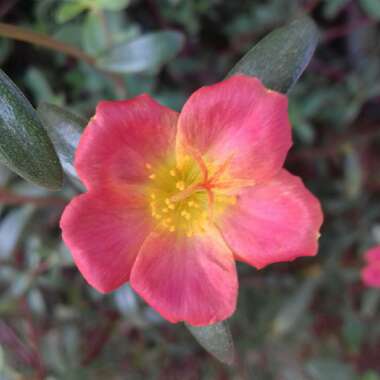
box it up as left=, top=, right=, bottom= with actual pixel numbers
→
left=272, top=277, right=321, bottom=336
left=0, top=70, right=62, bottom=190
left=228, top=16, right=319, bottom=93
left=94, top=0, right=130, bottom=11
left=55, top=1, right=88, bottom=24
left=359, top=0, right=380, bottom=20
left=38, top=103, right=85, bottom=188
left=96, top=31, right=185, bottom=74
left=0, top=206, right=35, bottom=259
left=82, top=12, right=108, bottom=56
left=185, top=321, right=235, bottom=365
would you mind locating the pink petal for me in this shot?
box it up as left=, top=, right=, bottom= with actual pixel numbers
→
left=60, top=190, right=153, bottom=293
left=364, top=246, right=380, bottom=263
left=176, top=75, right=291, bottom=184
left=76, top=95, right=178, bottom=190
left=218, top=170, right=323, bottom=269
left=130, top=228, right=238, bottom=326
left=362, top=263, right=380, bottom=288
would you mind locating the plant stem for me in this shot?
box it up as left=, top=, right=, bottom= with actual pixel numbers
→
left=0, top=22, right=96, bottom=66
left=0, top=22, right=127, bottom=98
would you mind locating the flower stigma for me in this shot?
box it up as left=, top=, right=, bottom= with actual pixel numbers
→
left=145, top=154, right=237, bottom=237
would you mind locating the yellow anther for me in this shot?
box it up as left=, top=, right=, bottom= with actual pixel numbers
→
left=176, top=181, right=185, bottom=191
left=168, top=204, right=175, bottom=210
left=145, top=163, right=152, bottom=170
left=149, top=173, right=156, bottom=180
left=169, top=226, right=176, bottom=232
left=165, top=198, right=171, bottom=205
left=180, top=211, right=191, bottom=221
left=169, top=169, right=176, bottom=177
left=162, top=208, right=169, bottom=213
left=188, top=200, right=196, bottom=207
left=150, top=193, right=156, bottom=199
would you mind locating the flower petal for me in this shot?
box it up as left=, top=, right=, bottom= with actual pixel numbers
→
left=218, top=170, right=323, bottom=269
left=60, top=190, right=153, bottom=293
left=362, top=263, right=380, bottom=288
left=130, top=228, right=238, bottom=326
left=76, top=95, right=178, bottom=190
left=365, top=246, right=380, bottom=263
left=176, top=75, right=291, bottom=184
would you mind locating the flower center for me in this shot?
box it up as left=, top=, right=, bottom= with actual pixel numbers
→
left=145, top=155, right=236, bottom=236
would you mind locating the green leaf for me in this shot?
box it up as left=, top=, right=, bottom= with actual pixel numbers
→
left=0, top=70, right=62, bottom=190
left=0, top=206, right=34, bottom=259
left=185, top=321, right=235, bottom=365
left=322, top=0, right=350, bottom=19
left=37, top=103, right=85, bottom=188
left=305, top=359, right=355, bottom=380
left=96, top=31, right=185, bottom=74
left=272, top=277, right=321, bottom=336
left=360, top=371, right=380, bottom=380
left=359, top=0, right=380, bottom=20
left=82, top=12, right=108, bottom=56
left=228, top=16, right=319, bottom=93
left=55, top=1, right=88, bottom=24
left=94, top=0, right=130, bottom=11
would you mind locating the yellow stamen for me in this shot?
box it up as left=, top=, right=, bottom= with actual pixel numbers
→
left=149, top=174, right=156, bottom=180
left=176, top=181, right=185, bottom=191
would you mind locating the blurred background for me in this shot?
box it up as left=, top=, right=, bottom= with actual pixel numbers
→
left=0, top=0, right=380, bottom=379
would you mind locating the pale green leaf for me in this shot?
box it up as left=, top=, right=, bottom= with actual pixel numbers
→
left=185, top=321, right=235, bottom=365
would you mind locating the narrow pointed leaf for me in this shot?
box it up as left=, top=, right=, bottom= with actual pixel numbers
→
left=185, top=321, right=235, bottom=365
left=0, top=206, right=35, bottom=259
left=96, top=31, right=185, bottom=74
left=272, top=276, right=321, bottom=336
left=38, top=103, right=85, bottom=188
left=0, top=70, right=62, bottom=189
left=228, top=16, right=319, bottom=93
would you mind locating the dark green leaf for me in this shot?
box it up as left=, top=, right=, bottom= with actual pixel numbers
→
left=96, top=31, right=185, bottom=74
left=359, top=0, right=380, bottom=20
left=0, top=70, right=62, bottom=190
left=228, top=16, right=319, bottom=93
left=273, top=277, right=321, bottom=336
left=185, top=321, right=235, bottom=365
left=38, top=103, right=86, bottom=188
left=305, top=359, right=355, bottom=380
left=322, top=0, right=350, bottom=19
left=0, top=206, right=34, bottom=259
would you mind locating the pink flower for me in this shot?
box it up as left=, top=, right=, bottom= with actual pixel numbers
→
left=362, top=246, right=380, bottom=288
left=60, top=75, right=323, bottom=326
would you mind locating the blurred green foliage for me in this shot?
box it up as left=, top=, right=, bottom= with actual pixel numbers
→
left=0, top=0, right=380, bottom=379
